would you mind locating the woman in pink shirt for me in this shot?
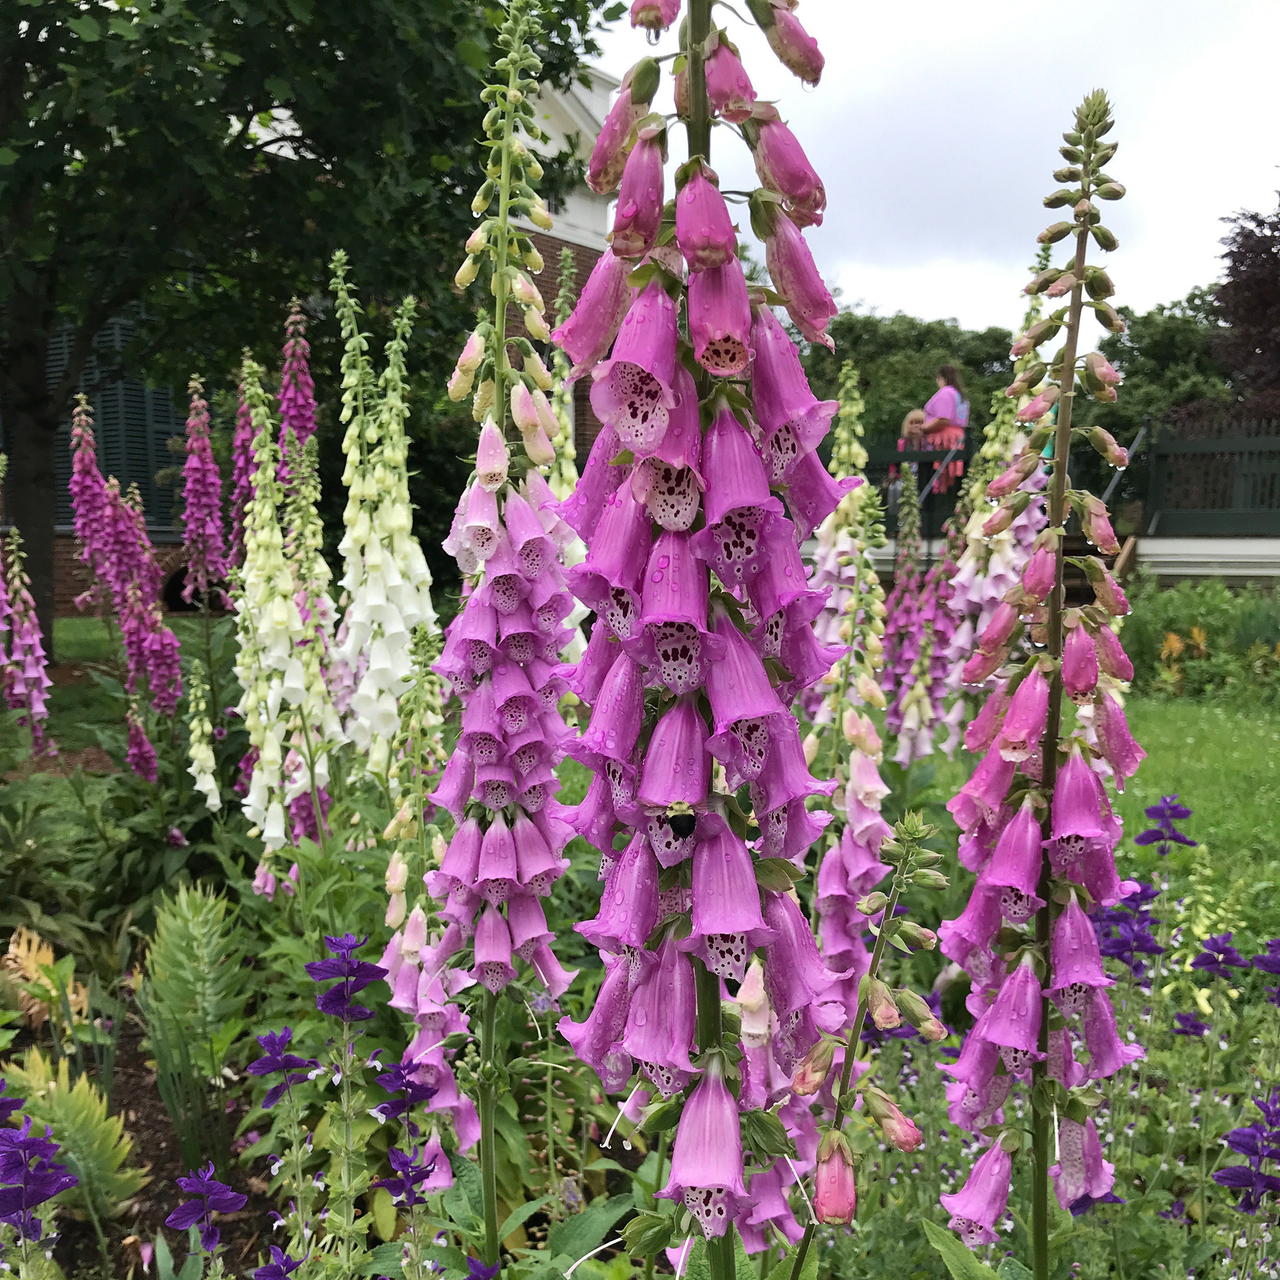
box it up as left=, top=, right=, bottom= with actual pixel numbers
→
left=920, top=364, right=969, bottom=493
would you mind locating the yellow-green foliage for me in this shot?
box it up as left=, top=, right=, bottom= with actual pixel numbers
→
left=2, top=1049, right=148, bottom=1221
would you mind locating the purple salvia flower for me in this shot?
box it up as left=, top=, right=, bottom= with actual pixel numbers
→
left=0, top=1116, right=79, bottom=1243
left=247, top=1027, right=321, bottom=1109
left=165, top=1161, right=247, bottom=1252
left=253, top=1247, right=306, bottom=1280
left=180, top=377, right=229, bottom=607
left=304, top=933, right=388, bottom=1023
left=1133, top=794, right=1196, bottom=857
left=1191, top=932, right=1248, bottom=980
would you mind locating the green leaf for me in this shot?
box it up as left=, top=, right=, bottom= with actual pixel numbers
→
left=68, top=15, right=102, bottom=40
left=546, top=1193, right=634, bottom=1263
left=496, top=1194, right=554, bottom=1242
left=765, top=1242, right=817, bottom=1280
left=450, top=1151, right=486, bottom=1217
left=740, top=1109, right=795, bottom=1160
left=107, top=16, right=140, bottom=39
left=456, top=37, right=489, bottom=72
left=754, top=858, right=803, bottom=891
left=921, top=1219, right=1000, bottom=1280
left=358, top=1242, right=407, bottom=1277
left=265, top=77, right=294, bottom=102
left=0, top=147, right=18, bottom=166
left=996, top=1261, right=1034, bottom=1280
left=623, top=1211, right=672, bottom=1257
left=372, top=1186, right=397, bottom=1241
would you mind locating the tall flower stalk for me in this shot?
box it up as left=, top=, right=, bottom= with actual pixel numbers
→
left=936, top=92, right=1141, bottom=1278
left=551, top=3, right=874, bottom=1275
left=1, top=524, right=53, bottom=757
left=428, top=5, right=580, bottom=1268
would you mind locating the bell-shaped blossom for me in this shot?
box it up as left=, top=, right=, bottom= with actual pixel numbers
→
left=750, top=111, right=826, bottom=227
left=1094, top=624, right=1134, bottom=682
left=590, top=281, right=679, bottom=456
left=705, top=34, right=755, bottom=122
left=578, top=832, right=659, bottom=954
left=631, top=365, right=705, bottom=531
left=631, top=0, right=679, bottom=29
left=994, top=667, right=1049, bottom=762
left=940, top=1142, right=1013, bottom=1250
left=760, top=1, right=824, bottom=85
left=659, top=1060, right=747, bottom=1238
left=588, top=61, right=657, bottom=195
left=676, top=164, right=737, bottom=272
left=1049, top=893, right=1114, bottom=1016
left=558, top=956, right=635, bottom=1093
left=688, top=258, right=753, bottom=376
left=567, top=484, right=653, bottom=639
left=1062, top=623, right=1099, bottom=703
left=1093, top=690, right=1146, bottom=789
left=1081, top=985, right=1144, bottom=1079
left=813, top=1133, right=856, bottom=1225
left=1050, top=1117, right=1116, bottom=1213
left=611, top=126, right=665, bottom=259
left=680, top=822, right=776, bottom=983
left=551, top=252, right=635, bottom=382
left=763, top=207, right=836, bottom=349
left=623, top=933, right=698, bottom=1095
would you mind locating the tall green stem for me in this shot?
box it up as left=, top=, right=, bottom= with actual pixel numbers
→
left=1031, top=165, right=1093, bottom=1280
left=479, top=990, right=501, bottom=1269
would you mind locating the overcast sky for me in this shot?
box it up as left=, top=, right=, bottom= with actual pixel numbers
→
left=592, top=0, right=1280, bottom=340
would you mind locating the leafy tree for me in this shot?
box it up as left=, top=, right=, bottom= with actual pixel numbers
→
left=802, top=310, right=1014, bottom=450
left=0, top=0, right=614, bottom=649
left=1216, top=195, right=1280, bottom=397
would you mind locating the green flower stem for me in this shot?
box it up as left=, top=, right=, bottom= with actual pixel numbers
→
left=479, top=989, right=501, bottom=1270
left=1032, top=151, right=1095, bottom=1280
left=490, top=53, right=521, bottom=438
left=329, top=1021, right=363, bottom=1272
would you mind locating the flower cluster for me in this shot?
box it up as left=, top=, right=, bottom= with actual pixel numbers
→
left=331, top=259, right=438, bottom=775
left=1215, top=1089, right=1280, bottom=1215
left=1, top=523, right=54, bottom=755
left=546, top=248, right=582, bottom=502
left=69, top=396, right=183, bottom=726
left=165, top=1161, right=248, bottom=1254
left=277, top=299, right=318, bottom=491
left=554, top=6, right=860, bottom=1254
left=180, top=376, right=230, bottom=607
left=305, top=933, right=388, bottom=1023
left=1091, top=880, right=1163, bottom=978
left=881, top=465, right=955, bottom=764
left=0, top=1094, right=78, bottom=1251
left=938, top=92, right=1146, bottom=1250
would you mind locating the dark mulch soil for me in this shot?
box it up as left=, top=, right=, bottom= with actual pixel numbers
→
left=45, top=1024, right=279, bottom=1279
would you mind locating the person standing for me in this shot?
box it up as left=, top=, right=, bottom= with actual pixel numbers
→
left=920, top=364, right=969, bottom=493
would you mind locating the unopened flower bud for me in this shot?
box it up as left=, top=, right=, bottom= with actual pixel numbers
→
left=983, top=491, right=1032, bottom=538
left=472, top=378, right=496, bottom=423
left=1084, top=350, right=1122, bottom=387
left=856, top=672, right=886, bottom=709
left=1037, top=221, right=1073, bottom=244
left=385, top=891, right=407, bottom=929
left=863, top=1087, right=924, bottom=1152
left=792, top=1039, right=835, bottom=1096
left=1082, top=558, right=1130, bottom=616
left=1024, top=268, right=1063, bottom=295
left=471, top=180, right=495, bottom=214
left=1091, top=225, right=1119, bottom=252
left=1077, top=492, right=1121, bottom=554
left=1022, top=543, right=1056, bottom=602
left=465, top=226, right=489, bottom=255
left=864, top=977, right=900, bottom=1029
left=527, top=200, right=554, bottom=232
left=910, top=868, right=949, bottom=890
left=455, top=255, right=481, bottom=289
left=802, top=732, right=820, bottom=766
left=523, top=349, right=554, bottom=391
left=1095, top=182, right=1126, bottom=201
left=1087, top=425, right=1127, bottom=467
left=1042, top=188, right=1078, bottom=209
left=896, top=921, right=938, bottom=950
left=1084, top=266, right=1115, bottom=299
left=510, top=272, right=545, bottom=312
left=1016, top=384, right=1060, bottom=423
left=430, top=832, right=447, bottom=866
left=1010, top=319, right=1060, bottom=358
left=1045, top=271, right=1077, bottom=298
left=962, top=646, right=1007, bottom=685
left=814, top=1132, right=857, bottom=1225
left=855, top=892, right=888, bottom=915
left=986, top=452, right=1039, bottom=499
left=524, top=306, right=550, bottom=341
left=895, top=988, right=947, bottom=1041
left=521, top=425, right=556, bottom=467
left=1092, top=301, right=1126, bottom=335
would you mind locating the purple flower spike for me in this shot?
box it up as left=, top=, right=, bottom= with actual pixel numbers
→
left=1133, top=793, right=1196, bottom=856
left=688, top=258, right=753, bottom=377
left=180, top=380, right=229, bottom=607
left=305, top=934, right=387, bottom=1023
left=166, top=1162, right=248, bottom=1252
left=611, top=126, right=665, bottom=260
left=680, top=821, right=776, bottom=983
left=658, top=1060, right=747, bottom=1239
left=676, top=164, right=737, bottom=272
left=939, top=1141, right=1012, bottom=1250
left=623, top=933, right=697, bottom=1095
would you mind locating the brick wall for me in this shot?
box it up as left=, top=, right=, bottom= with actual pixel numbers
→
left=53, top=532, right=187, bottom=618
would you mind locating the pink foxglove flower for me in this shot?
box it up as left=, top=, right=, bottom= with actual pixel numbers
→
left=705, top=36, right=756, bottom=122
left=588, top=60, right=659, bottom=196
left=610, top=126, right=665, bottom=260
left=749, top=110, right=826, bottom=227
left=940, top=1142, right=1013, bottom=1249
left=675, top=163, right=737, bottom=272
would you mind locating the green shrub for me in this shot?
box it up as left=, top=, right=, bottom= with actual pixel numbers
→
left=1, top=1048, right=149, bottom=1224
